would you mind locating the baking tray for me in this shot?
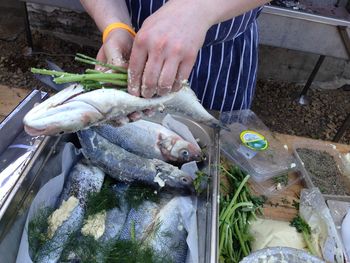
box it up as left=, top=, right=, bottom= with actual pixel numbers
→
left=0, top=114, right=220, bottom=263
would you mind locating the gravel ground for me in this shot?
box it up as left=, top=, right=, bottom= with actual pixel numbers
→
left=0, top=32, right=349, bottom=144
left=251, top=80, right=350, bottom=144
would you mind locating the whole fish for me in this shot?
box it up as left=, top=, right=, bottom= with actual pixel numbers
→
left=94, top=120, right=202, bottom=163
left=119, top=201, right=161, bottom=241
left=36, top=201, right=84, bottom=263
left=59, top=162, right=105, bottom=207
left=78, top=129, right=193, bottom=191
left=145, top=196, right=188, bottom=263
left=23, top=83, right=222, bottom=136
left=99, top=184, right=130, bottom=243
left=34, top=162, right=105, bottom=263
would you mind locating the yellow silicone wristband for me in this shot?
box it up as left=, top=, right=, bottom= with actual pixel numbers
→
left=102, top=22, right=136, bottom=43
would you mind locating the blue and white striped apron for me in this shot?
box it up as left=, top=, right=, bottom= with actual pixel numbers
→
left=126, top=1, right=263, bottom=112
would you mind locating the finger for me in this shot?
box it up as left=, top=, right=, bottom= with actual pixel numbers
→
left=104, top=45, right=128, bottom=68
left=127, top=111, right=142, bottom=122
left=142, top=108, right=155, bottom=117
left=95, top=47, right=107, bottom=71
left=128, top=41, right=148, bottom=97
left=110, top=116, right=130, bottom=127
left=158, top=58, right=180, bottom=96
left=141, top=55, right=164, bottom=98
left=173, top=59, right=195, bottom=92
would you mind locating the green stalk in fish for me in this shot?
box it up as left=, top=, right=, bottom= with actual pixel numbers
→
left=94, top=120, right=202, bottom=163
left=23, top=82, right=222, bottom=136
left=78, top=129, right=194, bottom=191
left=145, top=196, right=189, bottom=263
left=32, top=162, right=105, bottom=263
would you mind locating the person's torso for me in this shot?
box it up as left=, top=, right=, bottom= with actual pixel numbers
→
left=125, top=0, right=262, bottom=46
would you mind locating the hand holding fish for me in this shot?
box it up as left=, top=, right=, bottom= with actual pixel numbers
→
left=127, top=0, right=209, bottom=98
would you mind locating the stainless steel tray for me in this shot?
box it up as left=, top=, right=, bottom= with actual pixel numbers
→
left=0, top=114, right=220, bottom=263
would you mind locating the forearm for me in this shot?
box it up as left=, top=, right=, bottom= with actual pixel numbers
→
left=200, top=0, right=270, bottom=25
left=80, top=0, right=132, bottom=31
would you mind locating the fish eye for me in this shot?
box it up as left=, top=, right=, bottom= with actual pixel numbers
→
left=180, top=149, right=189, bottom=159
left=181, top=177, right=189, bottom=183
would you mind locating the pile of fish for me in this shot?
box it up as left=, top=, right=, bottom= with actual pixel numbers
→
left=28, top=161, right=193, bottom=263
left=23, top=83, right=222, bottom=136
left=77, top=120, right=201, bottom=192
left=26, top=118, right=203, bottom=262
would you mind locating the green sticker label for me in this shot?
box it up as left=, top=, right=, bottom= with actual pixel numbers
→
left=240, top=130, right=268, bottom=151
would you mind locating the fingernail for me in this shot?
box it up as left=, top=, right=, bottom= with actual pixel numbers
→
left=157, top=86, right=172, bottom=96
left=127, top=112, right=141, bottom=121
left=141, top=84, right=156, bottom=98
left=142, top=108, right=155, bottom=117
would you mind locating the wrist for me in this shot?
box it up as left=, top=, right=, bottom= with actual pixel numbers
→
left=103, top=22, right=136, bottom=43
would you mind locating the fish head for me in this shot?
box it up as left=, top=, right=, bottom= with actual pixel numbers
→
left=171, top=140, right=202, bottom=163
left=23, top=84, right=104, bottom=136
left=154, top=161, right=194, bottom=192
left=166, top=171, right=194, bottom=192
left=158, top=135, right=202, bottom=163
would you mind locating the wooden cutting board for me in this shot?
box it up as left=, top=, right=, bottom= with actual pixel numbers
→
left=0, top=85, right=30, bottom=122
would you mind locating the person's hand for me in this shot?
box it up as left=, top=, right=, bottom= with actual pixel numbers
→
left=128, top=0, right=212, bottom=98
left=96, top=28, right=150, bottom=124
left=95, top=29, right=133, bottom=70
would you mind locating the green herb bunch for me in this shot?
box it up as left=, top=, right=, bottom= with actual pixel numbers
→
left=290, top=215, right=317, bottom=256
left=219, top=164, right=264, bottom=263
left=31, top=53, right=127, bottom=92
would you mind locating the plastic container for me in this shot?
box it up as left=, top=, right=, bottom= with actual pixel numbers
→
left=220, top=110, right=297, bottom=183
left=293, top=141, right=350, bottom=200
left=326, top=198, right=350, bottom=261
left=240, top=247, right=325, bottom=263
left=248, top=170, right=304, bottom=197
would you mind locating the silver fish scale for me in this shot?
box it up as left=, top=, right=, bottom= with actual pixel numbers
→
left=119, top=201, right=160, bottom=241
left=99, top=184, right=130, bottom=243
left=94, top=123, right=164, bottom=161
left=147, top=197, right=188, bottom=263
left=60, top=162, right=105, bottom=207
left=35, top=204, right=84, bottom=263
left=78, top=129, right=193, bottom=191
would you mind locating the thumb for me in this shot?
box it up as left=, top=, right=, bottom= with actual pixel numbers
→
left=104, top=44, right=129, bottom=68
left=95, top=47, right=107, bottom=71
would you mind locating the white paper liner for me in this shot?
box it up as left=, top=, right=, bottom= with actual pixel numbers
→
left=16, top=143, right=81, bottom=263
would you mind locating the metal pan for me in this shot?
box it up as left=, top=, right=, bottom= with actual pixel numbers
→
left=0, top=114, right=220, bottom=263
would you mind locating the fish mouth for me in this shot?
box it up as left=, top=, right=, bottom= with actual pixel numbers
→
left=23, top=100, right=105, bottom=136
left=24, top=125, right=47, bottom=137
left=164, top=174, right=194, bottom=192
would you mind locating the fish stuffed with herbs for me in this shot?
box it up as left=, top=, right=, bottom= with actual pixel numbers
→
left=24, top=54, right=222, bottom=136
left=23, top=83, right=222, bottom=136
left=30, top=162, right=105, bottom=263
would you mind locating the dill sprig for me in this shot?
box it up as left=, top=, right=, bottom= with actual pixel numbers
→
left=193, top=170, right=209, bottom=195
left=124, top=184, right=160, bottom=209
left=104, top=239, right=172, bottom=263
left=59, top=231, right=105, bottom=263
left=28, top=206, right=55, bottom=260
left=85, top=185, right=120, bottom=218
